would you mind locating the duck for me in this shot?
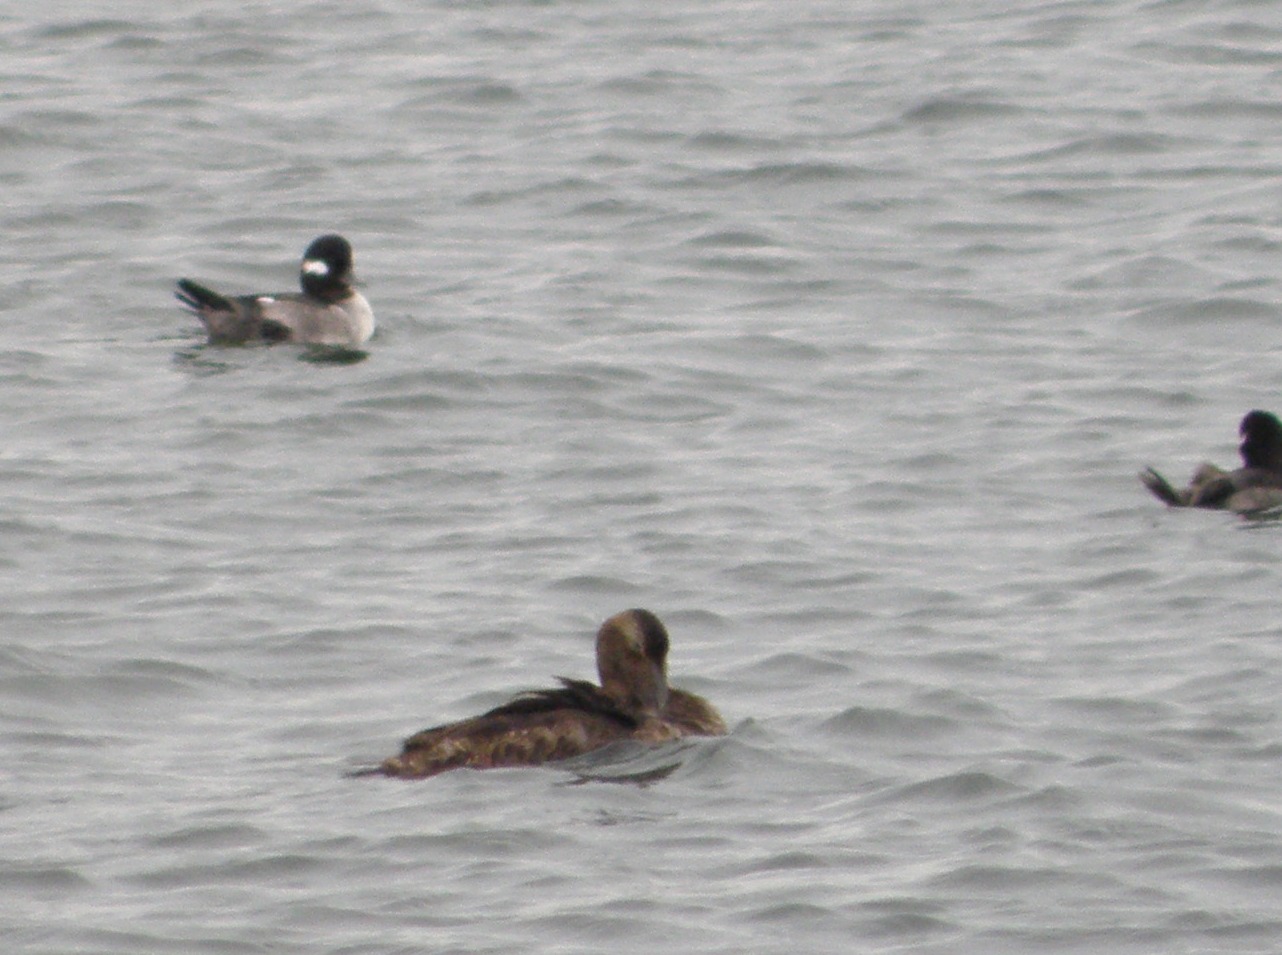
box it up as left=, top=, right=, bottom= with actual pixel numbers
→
left=374, top=609, right=725, bottom=779
left=1139, top=409, right=1282, bottom=513
left=175, top=234, right=374, bottom=346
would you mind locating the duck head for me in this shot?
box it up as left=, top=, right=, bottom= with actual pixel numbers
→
left=1238, top=410, right=1282, bottom=470
left=299, top=234, right=355, bottom=301
left=595, top=609, right=671, bottom=716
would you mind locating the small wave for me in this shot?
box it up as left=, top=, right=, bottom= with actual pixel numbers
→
left=901, top=96, right=1022, bottom=124
left=820, top=705, right=957, bottom=741
left=546, top=574, right=642, bottom=597
left=0, top=865, right=91, bottom=893
left=876, top=770, right=1021, bottom=804
left=33, top=19, right=133, bottom=40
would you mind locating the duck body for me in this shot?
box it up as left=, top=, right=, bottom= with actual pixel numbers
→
left=376, top=609, right=724, bottom=780
left=380, top=680, right=682, bottom=778
left=176, top=234, right=374, bottom=346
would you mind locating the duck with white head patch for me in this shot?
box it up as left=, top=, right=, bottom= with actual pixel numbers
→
left=176, top=234, right=374, bottom=346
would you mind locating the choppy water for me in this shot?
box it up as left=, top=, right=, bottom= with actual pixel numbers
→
left=3, top=1, right=1282, bottom=952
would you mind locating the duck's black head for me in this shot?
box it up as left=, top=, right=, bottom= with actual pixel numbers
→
left=1239, top=410, right=1282, bottom=470
left=299, top=234, right=354, bottom=300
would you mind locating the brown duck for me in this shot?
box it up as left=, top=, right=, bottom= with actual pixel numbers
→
left=1140, top=409, right=1282, bottom=513
left=374, top=609, right=725, bottom=779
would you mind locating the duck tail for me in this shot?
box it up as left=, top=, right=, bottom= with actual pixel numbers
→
left=1139, top=467, right=1184, bottom=506
left=344, top=763, right=392, bottom=779
left=175, top=278, right=233, bottom=314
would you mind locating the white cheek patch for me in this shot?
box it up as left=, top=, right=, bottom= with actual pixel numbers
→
left=302, top=259, right=330, bottom=276
left=257, top=296, right=276, bottom=304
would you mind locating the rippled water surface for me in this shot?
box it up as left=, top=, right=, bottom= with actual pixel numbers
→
left=4, top=1, right=1282, bottom=952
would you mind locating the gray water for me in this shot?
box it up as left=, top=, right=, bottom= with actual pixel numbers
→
left=3, top=1, right=1282, bottom=952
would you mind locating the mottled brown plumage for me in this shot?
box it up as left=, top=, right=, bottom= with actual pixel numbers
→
left=663, top=688, right=729, bottom=736
left=374, top=609, right=725, bottom=779
left=1140, top=410, right=1282, bottom=514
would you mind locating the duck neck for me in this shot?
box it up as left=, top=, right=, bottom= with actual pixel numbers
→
left=597, top=638, right=669, bottom=716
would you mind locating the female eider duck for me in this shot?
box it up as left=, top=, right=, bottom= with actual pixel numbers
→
left=1140, top=409, right=1282, bottom=513
left=175, top=234, right=374, bottom=346
left=375, top=609, right=726, bottom=779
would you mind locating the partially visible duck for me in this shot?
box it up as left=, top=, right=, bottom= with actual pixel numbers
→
left=1140, top=409, right=1282, bottom=513
left=176, top=234, right=374, bottom=346
left=374, top=609, right=725, bottom=780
